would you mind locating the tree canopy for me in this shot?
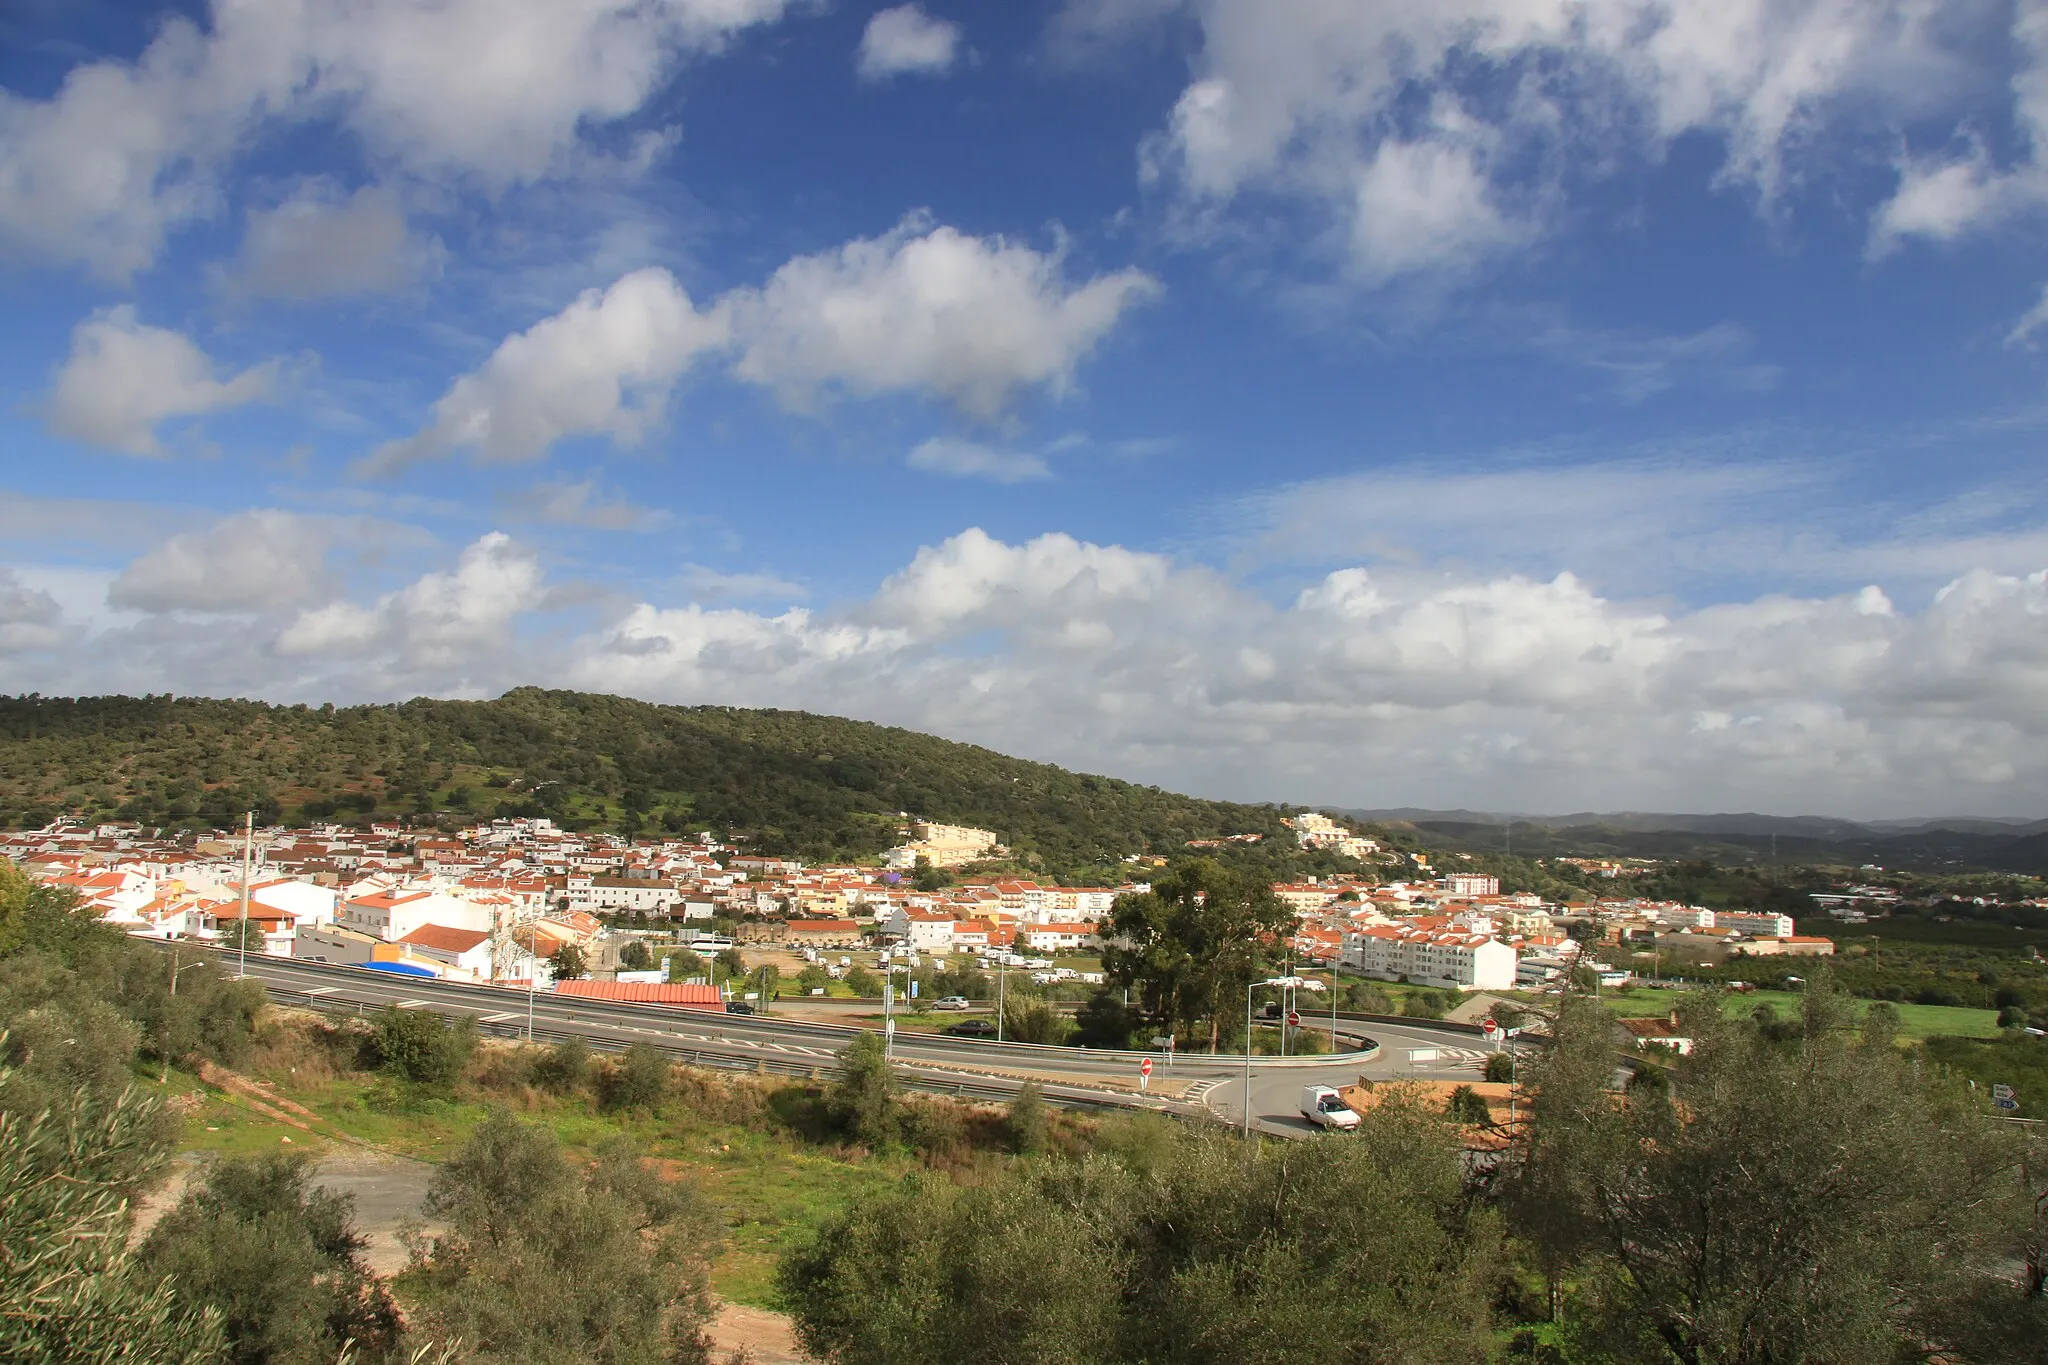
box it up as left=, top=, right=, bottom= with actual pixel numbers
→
left=1101, top=859, right=1295, bottom=1050
left=0, top=690, right=1323, bottom=879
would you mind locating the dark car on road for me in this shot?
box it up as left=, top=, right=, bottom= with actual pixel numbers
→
left=725, top=1001, right=755, bottom=1015
left=944, top=1019, right=998, bottom=1038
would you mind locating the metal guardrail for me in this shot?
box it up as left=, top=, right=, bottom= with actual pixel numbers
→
left=261, top=984, right=1149, bottom=1114
left=201, top=948, right=1396, bottom=1073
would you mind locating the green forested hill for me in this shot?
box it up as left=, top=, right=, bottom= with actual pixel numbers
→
left=0, top=689, right=1316, bottom=880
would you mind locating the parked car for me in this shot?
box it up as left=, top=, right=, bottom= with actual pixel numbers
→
left=933, top=995, right=971, bottom=1011
left=944, top=1019, right=998, bottom=1038
left=724, top=1001, right=755, bottom=1015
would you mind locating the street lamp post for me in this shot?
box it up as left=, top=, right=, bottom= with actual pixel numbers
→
left=1243, top=980, right=1254, bottom=1138
left=996, top=951, right=1008, bottom=1043
left=1242, top=973, right=1291, bottom=1138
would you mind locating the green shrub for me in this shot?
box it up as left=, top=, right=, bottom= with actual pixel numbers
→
left=1006, top=1081, right=1050, bottom=1155
left=603, top=1042, right=672, bottom=1113
left=1483, top=1051, right=1516, bottom=1084
left=372, top=1007, right=475, bottom=1088
left=830, top=1033, right=898, bottom=1147
left=1000, top=998, right=1070, bottom=1045
left=529, top=1037, right=592, bottom=1096
left=139, top=1152, right=399, bottom=1364
left=1444, top=1085, right=1490, bottom=1125
left=1342, top=981, right=1394, bottom=1014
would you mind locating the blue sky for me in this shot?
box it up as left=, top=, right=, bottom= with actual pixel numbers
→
left=6, top=0, right=2048, bottom=818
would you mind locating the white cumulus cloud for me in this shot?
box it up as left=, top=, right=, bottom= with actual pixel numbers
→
left=361, top=267, right=730, bottom=474
left=857, top=5, right=963, bottom=81
left=1138, top=0, right=1989, bottom=282
left=728, top=213, right=1159, bottom=417
left=276, top=531, right=546, bottom=689
left=0, top=0, right=799, bottom=277
left=370, top=217, right=1156, bottom=471
left=109, top=510, right=334, bottom=613
left=46, top=307, right=274, bottom=456
left=0, top=569, right=64, bottom=653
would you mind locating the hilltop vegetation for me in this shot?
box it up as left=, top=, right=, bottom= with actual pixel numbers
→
left=0, top=690, right=1328, bottom=881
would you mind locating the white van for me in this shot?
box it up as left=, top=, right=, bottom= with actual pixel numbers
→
left=1300, top=1085, right=1360, bottom=1131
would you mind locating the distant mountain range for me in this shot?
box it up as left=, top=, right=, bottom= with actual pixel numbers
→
left=1333, top=809, right=2048, bottom=875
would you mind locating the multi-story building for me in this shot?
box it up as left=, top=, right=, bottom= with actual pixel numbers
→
left=1715, top=911, right=1796, bottom=939
left=1341, top=918, right=1518, bottom=991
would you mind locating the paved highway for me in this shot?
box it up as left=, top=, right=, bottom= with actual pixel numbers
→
left=201, top=952, right=1518, bottom=1134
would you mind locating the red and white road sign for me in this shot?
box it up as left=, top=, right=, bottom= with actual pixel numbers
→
left=1140, top=1057, right=1154, bottom=1078
left=1482, top=1017, right=1498, bottom=1032
left=1287, top=1010, right=1301, bottom=1027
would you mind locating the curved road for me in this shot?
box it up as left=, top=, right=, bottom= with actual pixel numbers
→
left=203, top=952, right=1520, bottom=1135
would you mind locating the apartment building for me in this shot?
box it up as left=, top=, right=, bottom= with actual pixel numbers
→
left=1341, top=919, right=1518, bottom=991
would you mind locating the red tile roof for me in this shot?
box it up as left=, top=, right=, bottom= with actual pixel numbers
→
left=397, top=924, right=490, bottom=953
left=554, top=980, right=723, bottom=1008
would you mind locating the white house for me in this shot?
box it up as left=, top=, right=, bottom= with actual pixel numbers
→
left=1020, top=922, right=1099, bottom=952
left=338, top=889, right=490, bottom=942
left=876, top=907, right=956, bottom=951
left=394, top=924, right=496, bottom=981
left=249, top=878, right=337, bottom=927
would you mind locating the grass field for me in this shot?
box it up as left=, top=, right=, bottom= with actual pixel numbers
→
left=1582, top=987, right=2003, bottom=1040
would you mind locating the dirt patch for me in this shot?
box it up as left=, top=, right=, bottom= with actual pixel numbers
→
left=196, top=1061, right=320, bottom=1130
left=707, top=1301, right=816, bottom=1365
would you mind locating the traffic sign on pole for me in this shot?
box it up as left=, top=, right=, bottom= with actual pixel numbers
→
left=1287, top=1010, right=1301, bottom=1027
left=1993, top=1083, right=2015, bottom=1100
left=1139, top=1056, right=1153, bottom=1092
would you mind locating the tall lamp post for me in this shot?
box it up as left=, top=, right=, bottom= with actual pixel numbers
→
left=1242, top=973, right=1291, bottom=1138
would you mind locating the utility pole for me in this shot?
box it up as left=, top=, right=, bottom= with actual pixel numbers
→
left=1280, top=958, right=1291, bottom=1057
left=996, top=951, right=1008, bottom=1043
left=236, top=811, right=253, bottom=979
left=526, top=925, right=538, bottom=1043
left=1330, top=962, right=1339, bottom=1048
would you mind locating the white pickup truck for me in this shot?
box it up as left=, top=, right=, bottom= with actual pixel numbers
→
left=1300, top=1084, right=1360, bottom=1131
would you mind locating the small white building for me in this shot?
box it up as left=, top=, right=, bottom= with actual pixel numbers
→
left=338, top=889, right=490, bottom=942
left=394, top=924, right=495, bottom=981
left=249, top=878, right=338, bottom=927
left=876, top=907, right=956, bottom=951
